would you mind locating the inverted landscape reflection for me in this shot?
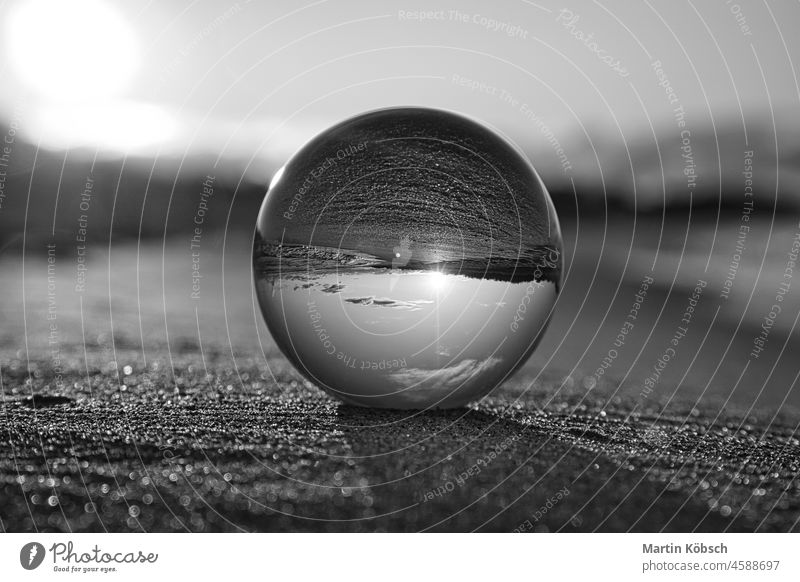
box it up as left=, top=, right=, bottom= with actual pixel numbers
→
left=254, top=107, right=563, bottom=408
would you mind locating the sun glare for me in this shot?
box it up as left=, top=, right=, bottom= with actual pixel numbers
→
left=4, top=0, right=178, bottom=151
left=427, top=271, right=448, bottom=293
left=6, top=0, right=139, bottom=102
left=31, top=102, right=177, bottom=150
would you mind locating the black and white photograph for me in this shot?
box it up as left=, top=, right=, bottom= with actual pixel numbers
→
left=1, top=0, right=799, bottom=578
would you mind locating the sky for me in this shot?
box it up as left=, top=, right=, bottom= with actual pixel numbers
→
left=0, top=0, right=797, bottom=182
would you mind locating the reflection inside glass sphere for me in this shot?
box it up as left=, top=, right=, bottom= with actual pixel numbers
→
left=254, top=107, right=562, bottom=409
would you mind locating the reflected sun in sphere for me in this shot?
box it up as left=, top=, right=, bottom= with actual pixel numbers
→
left=426, top=271, right=448, bottom=293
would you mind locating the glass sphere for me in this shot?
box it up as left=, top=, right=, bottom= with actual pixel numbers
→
left=254, top=107, right=562, bottom=409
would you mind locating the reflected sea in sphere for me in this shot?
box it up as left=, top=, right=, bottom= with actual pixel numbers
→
left=254, top=107, right=562, bottom=409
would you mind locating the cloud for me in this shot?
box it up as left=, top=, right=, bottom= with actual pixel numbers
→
left=343, top=296, right=434, bottom=311
left=386, top=356, right=503, bottom=404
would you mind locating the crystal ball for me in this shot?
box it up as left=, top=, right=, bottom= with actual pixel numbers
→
left=254, top=107, right=562, bottom=409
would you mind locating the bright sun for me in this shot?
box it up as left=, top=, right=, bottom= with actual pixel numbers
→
left=4, top=0, right=176, bottom=150
left=6, top=0, right=139, bottom=102
left=427, top=271, right=448, bottom=293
